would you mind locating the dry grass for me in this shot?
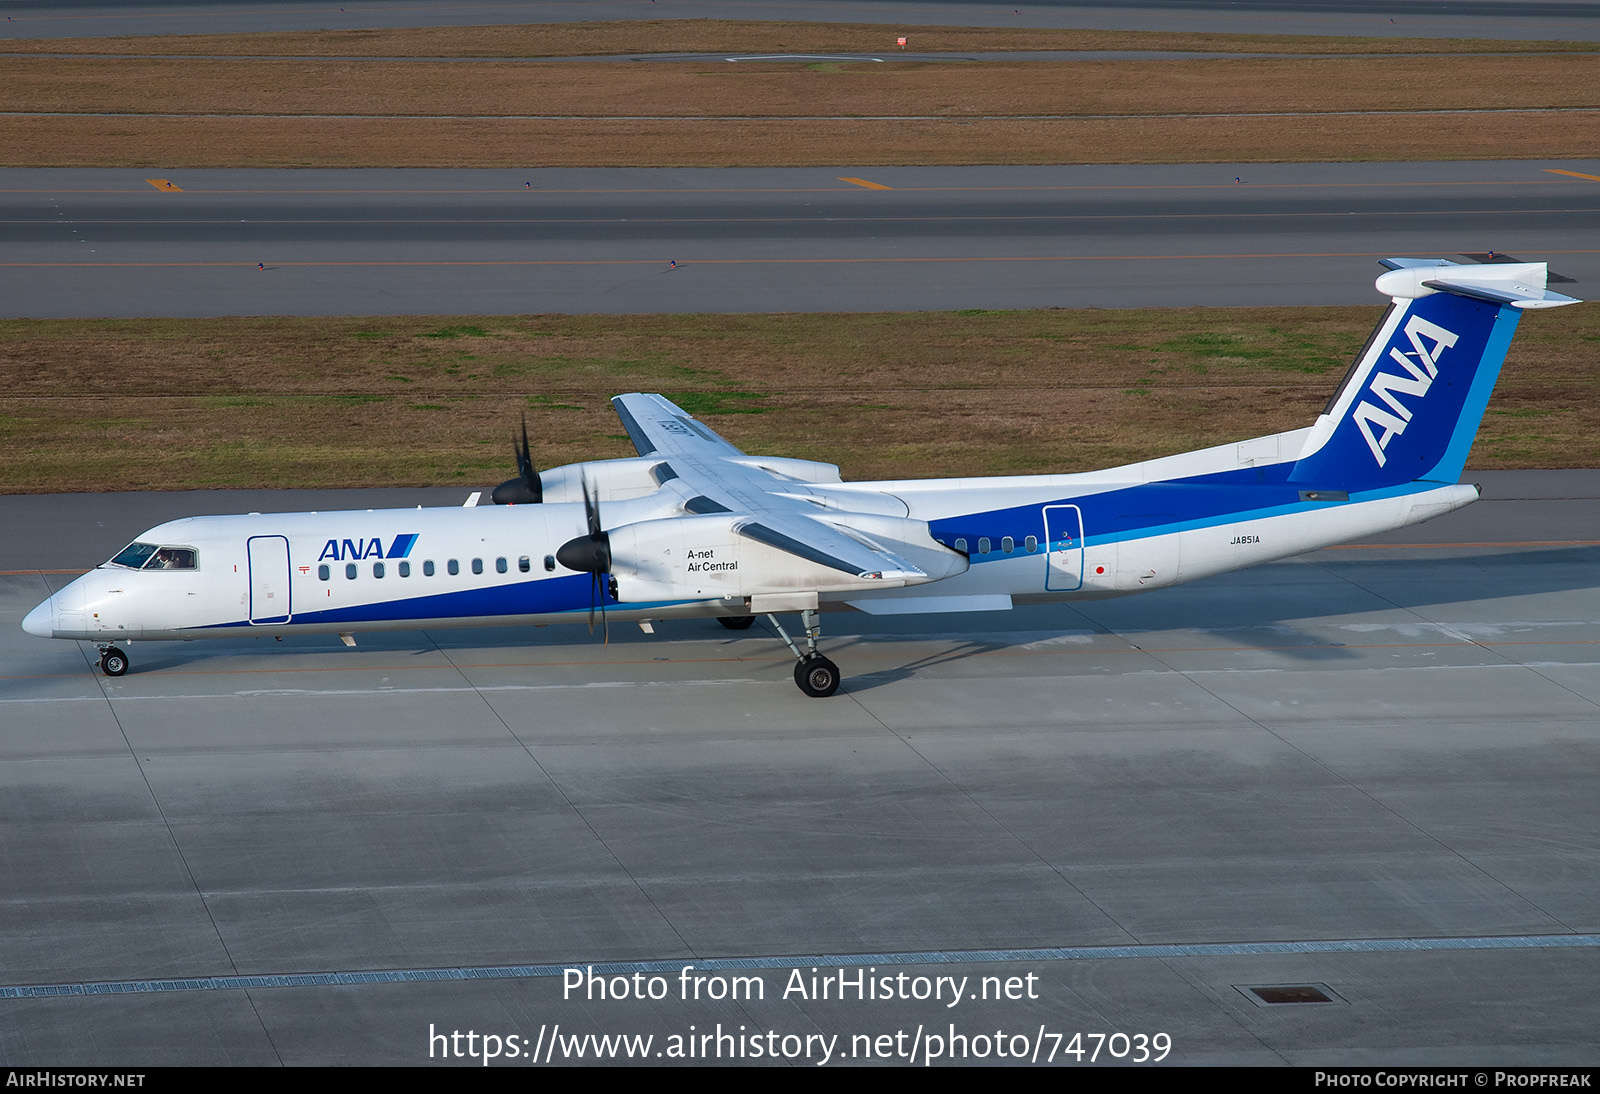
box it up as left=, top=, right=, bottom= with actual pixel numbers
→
left=2, top=19, right=1590, bottom=57
left=4, top=53, right=1598, bottom=168
left=5, top=111, right=1596, bottom=169
left=7, top=55, right=1599, bottom=117
left=2, top=308, right=1594, bottom=493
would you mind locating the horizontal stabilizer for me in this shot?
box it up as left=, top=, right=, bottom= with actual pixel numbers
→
left=1419, top=279, right=1580, bottom=310
left=1376, top=258, right=1581, bottom=309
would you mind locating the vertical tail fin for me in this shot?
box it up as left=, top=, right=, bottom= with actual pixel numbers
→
left=1288, top=259, right=1579, bottom=490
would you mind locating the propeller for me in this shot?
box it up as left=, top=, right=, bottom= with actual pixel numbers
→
left=555, top=478, right=613, bottom=638
left=490, top=414, right=542, bottom=505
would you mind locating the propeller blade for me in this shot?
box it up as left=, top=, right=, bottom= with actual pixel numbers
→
left=555, top=476, right=612, bottom=641
left=490, top=413, right=543, bottom=504
left=515, top=416, right=536, bottom=484
left=584, top=477, right=602, bottom=538
left=590, top=570, right=609, bottom=640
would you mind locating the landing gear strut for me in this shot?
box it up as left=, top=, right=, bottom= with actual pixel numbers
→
left=767, top=608, right=840, bottom=698
left=97, top=645, right=129, bottom=677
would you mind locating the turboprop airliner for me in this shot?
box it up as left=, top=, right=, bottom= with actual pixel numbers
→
left=22, top=258, right=1580, bottom=696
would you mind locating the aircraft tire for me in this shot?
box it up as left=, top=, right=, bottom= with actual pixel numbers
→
left=100, top=648, right=129, bottom=677
left=794, top=655, right=840, bottom=698
left=718, top=615, right=757, bottom=630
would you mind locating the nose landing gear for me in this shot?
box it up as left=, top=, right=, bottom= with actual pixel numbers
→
left=96, top=645, right=129, bottom=677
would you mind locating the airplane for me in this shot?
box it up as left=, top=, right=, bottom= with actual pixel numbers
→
left=21, top=258, right=1581, bottom=696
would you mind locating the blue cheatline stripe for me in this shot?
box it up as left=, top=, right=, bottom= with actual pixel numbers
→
left=939, top=478, right=1449, bottom=564
left=5, top=934, right=1598, bottom=998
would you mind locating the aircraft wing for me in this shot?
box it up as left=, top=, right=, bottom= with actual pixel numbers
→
left=612, top=392, right=747, bottom=458
left=734, top=511, right=929, bottom=582
left=607, top=394, right=967, bottom=589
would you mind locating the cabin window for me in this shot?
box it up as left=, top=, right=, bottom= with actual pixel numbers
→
left=345, top=563, right=358, bottom=580
left=318, top=564, right=330, bottom=581
left=496, top=557, right=508, bottom=574
left=472, top=558, right=484, bottom=575
left=372, top=562, right=385, bottom=578
left=1025, top=535, right=1038, bottom=553
left=519, top=556, right=531, bottom=573
left=953, top=538, right=968, bottom=554
left=1002, top=536, right=1014, bottom=554
left=447, top=559, right=459, bottom=576
left=424, top=560, right=435, bottom=577
left=398, top=561, right=410, bottom=578
left=544, top=555, right=556, bottom=572
left=978, top=537, right=991, bottom=555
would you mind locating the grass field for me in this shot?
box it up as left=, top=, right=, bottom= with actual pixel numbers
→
left=2, top=307, right=1594, bottom=493
left=3, top=25, right=1599, bottom=167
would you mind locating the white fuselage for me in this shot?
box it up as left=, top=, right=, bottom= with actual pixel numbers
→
left=23, top=472, right=1478, bottom=644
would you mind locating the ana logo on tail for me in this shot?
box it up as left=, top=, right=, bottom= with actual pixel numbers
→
left=1352, top=315, right=1459, bottom=467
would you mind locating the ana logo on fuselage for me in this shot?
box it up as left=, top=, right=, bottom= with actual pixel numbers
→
left=1351, top=314, right=1459, bottom=467
left=316, top=533, right=419, bottom=562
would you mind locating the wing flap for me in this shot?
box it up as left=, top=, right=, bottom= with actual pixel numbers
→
left=737, top=518, right=923, bottom=581
left=734, top=511, right=967, bottom=586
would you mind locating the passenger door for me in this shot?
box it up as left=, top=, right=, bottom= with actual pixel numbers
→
left=1042, top=505, right=1084, bottom=591
left=247, top=535, right=292, bottom=624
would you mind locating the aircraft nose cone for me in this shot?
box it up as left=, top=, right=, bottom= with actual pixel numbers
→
left=22, top=597, right=54, bottom=638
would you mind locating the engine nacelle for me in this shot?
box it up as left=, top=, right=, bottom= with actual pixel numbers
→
left=537, top=458, right=670, bottom=504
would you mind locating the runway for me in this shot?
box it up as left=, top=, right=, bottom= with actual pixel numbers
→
left=2, top=472, right=1598, bottom=1064
left=6, top=161, right=1600, bottom=316
left=5, top=0, right=1600, bottom=44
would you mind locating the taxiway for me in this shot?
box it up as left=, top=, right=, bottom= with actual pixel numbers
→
left=6, top=162, right=1600, bottom=316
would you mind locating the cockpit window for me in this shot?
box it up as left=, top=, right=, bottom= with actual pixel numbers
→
left=109, top=542, right=158, bottom=569
left=110, top=543, right=197, bottom=570
left=144, top=547, right=197, bottom=570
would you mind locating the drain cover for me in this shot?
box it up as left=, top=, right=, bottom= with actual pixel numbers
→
left=1239, top=983, right=1341, bottom=1006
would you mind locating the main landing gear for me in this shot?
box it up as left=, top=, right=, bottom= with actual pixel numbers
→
left=765, top=608, right=841, bottom=698
left=793, top=654, right=841, bottom=699
left=96, top=645, right=129, bottom=677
